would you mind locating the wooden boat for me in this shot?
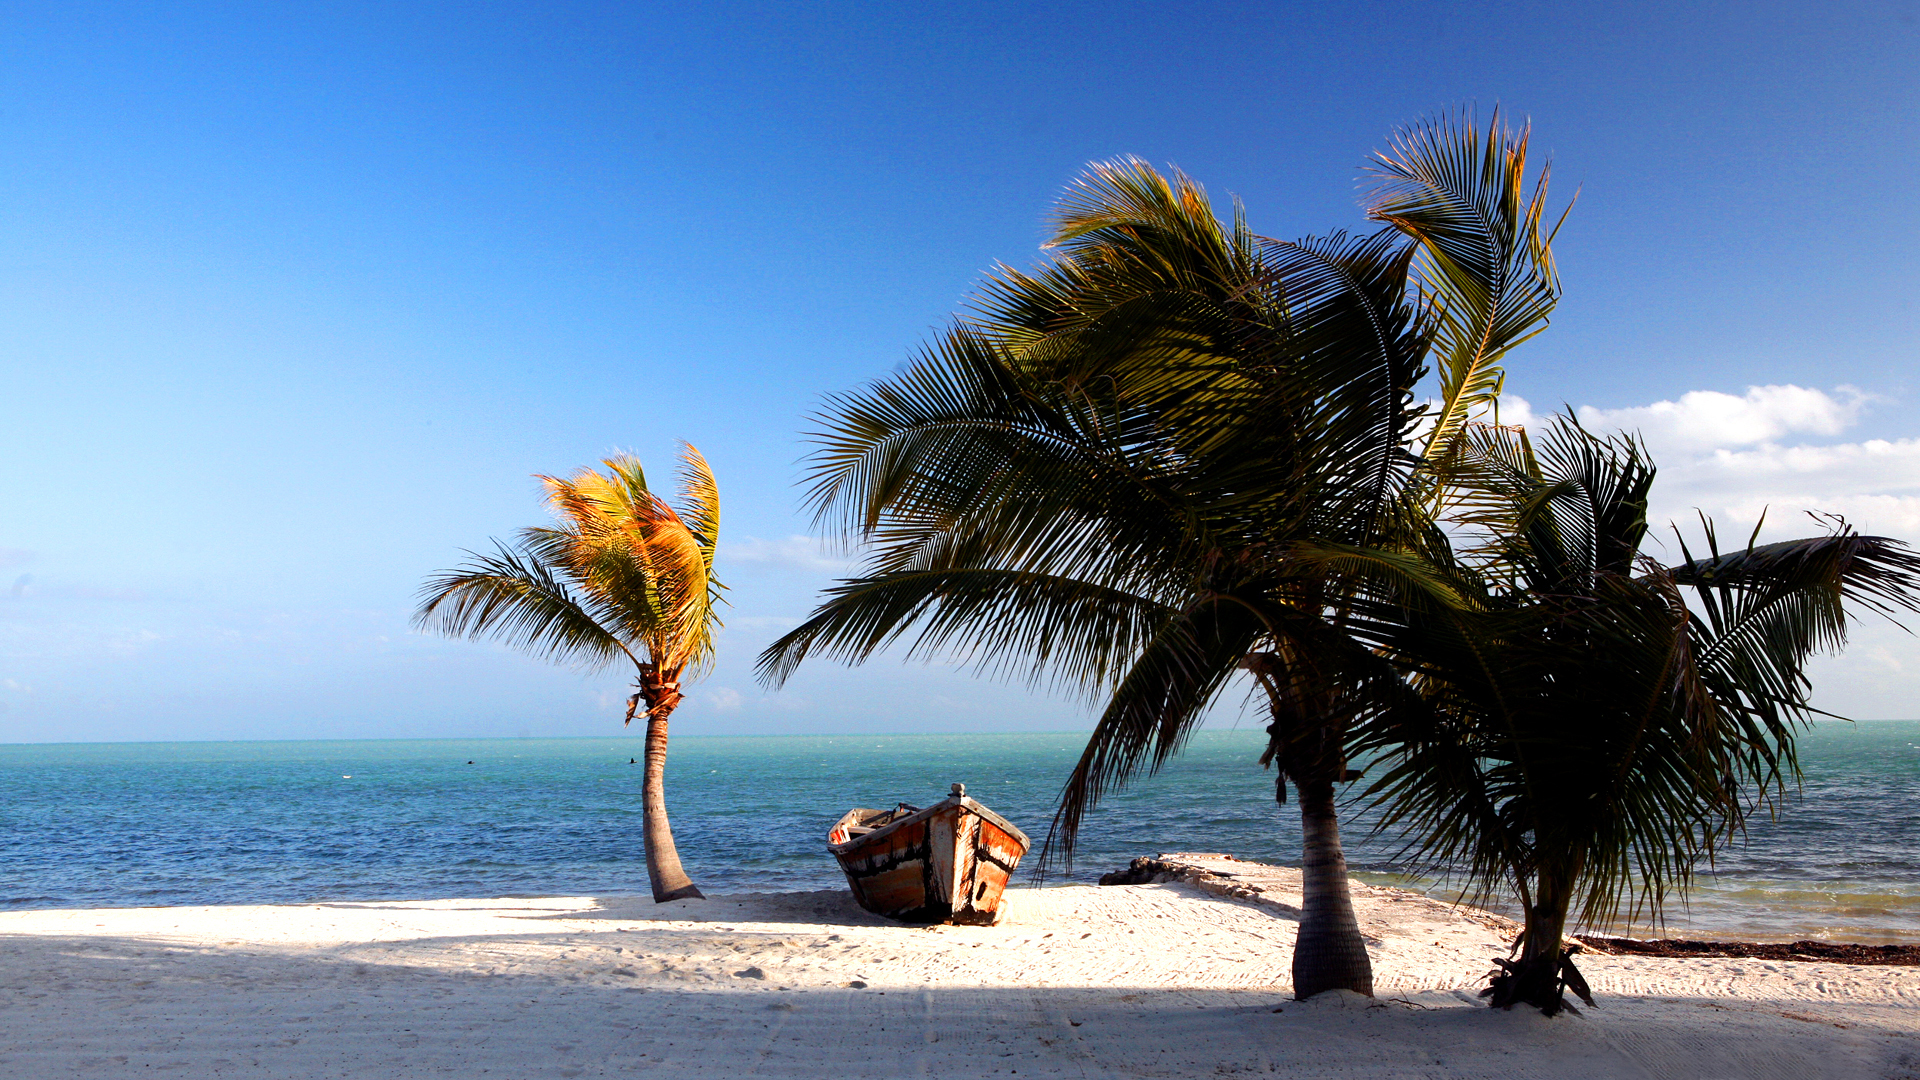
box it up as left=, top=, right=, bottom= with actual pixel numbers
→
left=826, top=783, right=1030, bottom=925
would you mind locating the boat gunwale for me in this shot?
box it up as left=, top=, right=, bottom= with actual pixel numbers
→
left=826, top=795, right=1031, bottom=856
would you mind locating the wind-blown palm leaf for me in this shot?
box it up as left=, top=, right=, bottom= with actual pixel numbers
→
left=1675, top=527, right=1920, bottom=623
left=531, top=453, right=722, bottom=674
left=675, top=445, right=722, bottom=566
left=979, top=163, right=1335, bottom=468
left=1041, top=594, right=1270, bottom=868
left=670, top=444, right=727, bottom=673
left=975, top=164, right=1430, bottom=528
left=415, top=542, right=634, bottom=671
left=799, top=327, right=1205, bottom=591
left=757, top=568, right=1175, bottom=695
left=1367, top=110, right=1568, bottom=485
left=1250, top=230, right=1428, bottom=540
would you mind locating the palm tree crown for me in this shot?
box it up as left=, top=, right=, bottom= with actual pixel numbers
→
left=418, top=449, right=722, bottom=679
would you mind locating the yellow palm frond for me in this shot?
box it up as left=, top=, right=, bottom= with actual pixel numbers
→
left=675, top=444, right=721, bottom=569
left=512, top=453, right=724, bottom=678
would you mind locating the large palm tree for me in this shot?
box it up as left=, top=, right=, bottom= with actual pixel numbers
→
left=758, top=113, right=1560, bottom=999
left=1356, top=418, right=1920, bottom=1014
left=417, top=446, right=723, bottom=903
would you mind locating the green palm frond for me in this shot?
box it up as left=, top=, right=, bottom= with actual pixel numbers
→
left=1039, top=595, right=1270, bottom=869
left=1249, top=229, right=1428, bottom=539
left=757, top=568, right=1175, bottom=695
left=1043, top=158, right=1258, bottom=286
left=414, top=541, right=635, bottom=671
left=1674, top=525, right=1920, bottom=624
left=1367, top=109, right=1568, bottom=483
left=800, top=326, right=1204, bottom=588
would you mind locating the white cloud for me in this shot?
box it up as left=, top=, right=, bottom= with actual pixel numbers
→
left=1534, top=382, right=1920, bottom=717
left=1485, top=393, right=1542, bottom=430
left=1672, top=441, right=1920, bottom=537
left=1577, top=384, right=1868, bottom=452
left=706, top=687, right=742, bottom=712
left=1555, top=385, right=1920, bottom=545
left=719, top=535, right=856, bottom=574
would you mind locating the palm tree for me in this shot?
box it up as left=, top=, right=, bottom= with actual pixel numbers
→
left=417, top=446, right=723, bottom=903
left=758, top=113, right=1560, bottom=999
left=1356, top=417, right=1920, bottom=1014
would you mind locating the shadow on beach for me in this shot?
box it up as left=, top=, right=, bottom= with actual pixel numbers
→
left=1, top=924, right=1915, bottom=1080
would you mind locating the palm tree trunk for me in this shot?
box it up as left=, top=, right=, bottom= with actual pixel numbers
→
left=638, top=670, right=703, bottom=903
left=1486, top=868, right=1591, bottom=1015
left=1291, top=776, right=1373, bottom=999
left=1247, top=651, right=1374, bottom=1001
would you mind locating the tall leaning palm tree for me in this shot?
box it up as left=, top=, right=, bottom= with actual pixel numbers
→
left=1357, top=418, right=1920, bottom=1015
left=759, top=112, right=1561, bottom=1000
left=417, top=446, right=723, bottom=903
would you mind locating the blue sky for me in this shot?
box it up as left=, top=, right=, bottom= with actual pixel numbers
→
left=3, top=1, right=1917, bottom=742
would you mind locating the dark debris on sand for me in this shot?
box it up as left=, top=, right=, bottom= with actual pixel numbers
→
left=1577, top=936, right=1920, bottom=966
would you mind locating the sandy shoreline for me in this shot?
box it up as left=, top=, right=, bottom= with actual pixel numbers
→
left=2, top=854, right=1916, bottom=1078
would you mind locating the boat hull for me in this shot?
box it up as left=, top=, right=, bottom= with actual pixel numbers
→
left=827, top=795, right=1029, bottom=925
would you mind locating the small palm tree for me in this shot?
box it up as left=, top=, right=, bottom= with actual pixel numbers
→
left=417, top=446, right=723, bottom=903
left=1358, top=418, right=1920, bottom=1014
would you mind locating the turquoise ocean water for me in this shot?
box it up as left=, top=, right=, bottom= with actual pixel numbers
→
left=2, top=722, right=1916, bottom=943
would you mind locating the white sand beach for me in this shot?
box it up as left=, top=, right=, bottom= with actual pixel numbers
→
left=2, top=854, right=1915, bottom=1079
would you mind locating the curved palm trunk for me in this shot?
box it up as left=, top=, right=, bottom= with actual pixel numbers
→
left=1291, top=776, right=1373, bottom=999
left=637, top=668, right=704, bottom=903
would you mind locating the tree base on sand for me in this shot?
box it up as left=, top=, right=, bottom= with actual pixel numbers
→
left=1483, top=946, right=1595, bottom=1016
left=1291, top=777, right=1374, bottom=1000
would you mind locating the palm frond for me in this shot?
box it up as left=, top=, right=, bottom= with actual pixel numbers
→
left=798, top=326, right=1207, bottom=592
left=1367, top=412, right=1920, bottom=939
left=414, top=541, right=634, bottom=671
left=675, top=443, right=723, bottom=567
left=757, top=568, right=1174, bottom=695
left=423, top=452, right=724, bottom=683
left=1039, top=595, right=1269, bottom=871
left=1672, top=528, right=1920, bottom=624
left=1368, top=108, right=1568, bottom=475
